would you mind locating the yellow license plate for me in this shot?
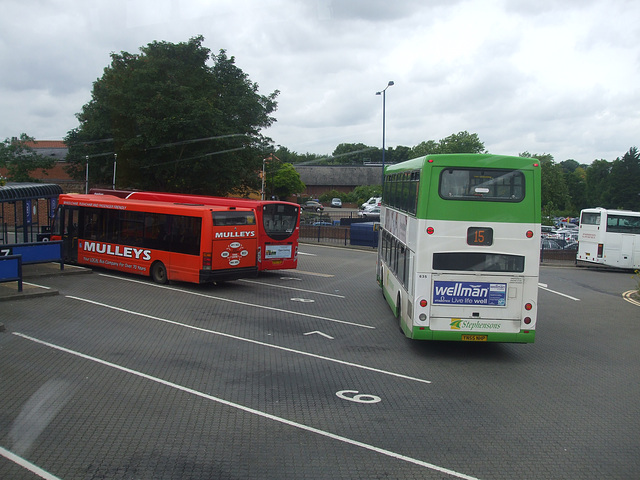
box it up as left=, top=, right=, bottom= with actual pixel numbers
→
left=271, top=260, right=283, bottom=265
left=462, top=335, right=488, bottom=342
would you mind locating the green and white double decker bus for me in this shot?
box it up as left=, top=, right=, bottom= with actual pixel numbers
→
left=378, top=154, right=541, bottom=343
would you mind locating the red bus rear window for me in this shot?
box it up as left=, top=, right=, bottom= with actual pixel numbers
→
left=212, top=211, right=256, bottom=226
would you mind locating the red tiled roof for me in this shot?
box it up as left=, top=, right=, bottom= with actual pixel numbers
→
left=25, top=140, right=67, bottom=149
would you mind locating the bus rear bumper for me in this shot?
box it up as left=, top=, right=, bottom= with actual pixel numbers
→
left=411, top=327, right=535, bottom=343
left=199, top=267, right=258, bottom=283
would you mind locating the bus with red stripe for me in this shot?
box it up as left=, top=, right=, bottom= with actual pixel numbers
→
left=52, top=194, right=258, bottom=284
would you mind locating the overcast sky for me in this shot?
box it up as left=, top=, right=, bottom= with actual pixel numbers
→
left=1, top=0, right=639, bottom=164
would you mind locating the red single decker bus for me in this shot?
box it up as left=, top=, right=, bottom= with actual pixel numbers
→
left=52, top=194, right=259, bottom=284
left=91, top=189, right=300, bottom=271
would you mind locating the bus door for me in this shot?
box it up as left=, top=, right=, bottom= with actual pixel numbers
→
left=619, top=235, right=634, bottom=268
left=61, top=207, right=79, bottom=263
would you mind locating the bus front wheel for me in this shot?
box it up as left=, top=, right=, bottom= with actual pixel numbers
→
left=151, top=261, right=168, bottom=284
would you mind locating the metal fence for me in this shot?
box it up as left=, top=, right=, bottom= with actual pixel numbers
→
left=299, top=210, right=379, bottom=247
left=299, top=210, right=578, bottom=264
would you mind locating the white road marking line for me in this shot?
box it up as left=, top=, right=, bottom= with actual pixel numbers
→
left=65, top=295, right=425, bottom=383
left=0, top=445, right=61, bottom=480
left=22, top=282, right=52, bottom=290
left=538, top=284, right=581, bottom=301
left=12, top=333, right=477, bottom=479
left=291, top=269, right=334, bottom=277
left=239, top=278, right=345, bottom=298
left=98, top=273, right=366, bottom=328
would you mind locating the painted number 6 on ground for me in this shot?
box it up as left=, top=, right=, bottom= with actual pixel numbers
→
left=336, top=390, right=381, bottom=404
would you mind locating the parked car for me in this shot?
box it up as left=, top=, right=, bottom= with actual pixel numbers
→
left=540, top=238, right=563, bottom=250
left=331, top=198, right=342, bottom=208
left=301, top=200, right=324, bottom=212
left=541, top=225, right=557, bottom=237
left=358, top=206, right=380, bottom=218
left=360, top=197, right=381, bottom=210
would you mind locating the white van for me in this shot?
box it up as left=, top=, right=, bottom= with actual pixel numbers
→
left=361, top=197, right=381, bottom=210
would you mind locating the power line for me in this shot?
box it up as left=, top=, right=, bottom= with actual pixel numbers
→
left=144, top=134, right=247, bottom=151
left=141, top=147, right=246, bottom=168
left=294, top=147, right=377, bottom=166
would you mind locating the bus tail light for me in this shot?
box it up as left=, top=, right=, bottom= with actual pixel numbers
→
left=597, top=243, right=603, bottom=258
left=526, top=230, right=534, bottom=238
left=203, top=252, right=212, bottom=270
left=426, top=226, right=435, bottom=235
left=419, top=299, right=428, bottom=307
left=524, top=317, right=532, bottom=325
left=524, top=303, right=533, bottom=311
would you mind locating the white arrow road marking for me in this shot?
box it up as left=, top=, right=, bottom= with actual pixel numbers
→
left=303, top=331, right=334, bottom=339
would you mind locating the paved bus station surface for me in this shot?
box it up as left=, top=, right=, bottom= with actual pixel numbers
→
left=1, top=248, right=638, bottom=480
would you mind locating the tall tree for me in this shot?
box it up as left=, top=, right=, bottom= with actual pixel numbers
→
left=386, top=145, right=411, bottom=164
left=266, top=162, right=305, bottom=200
left=608, top=147, right=640, bottom=210
left=0, top=134, right=56, bottom=182
left=330, top=143, right=379, bottom=164
left=565, top=166, right=587, bottom=212
left=521, top=152, right=570, bottom=216
left=410, top=131, right=485, bottom=157
left=584, top=159, right=612, bottom=208
left=64, top=36, right=278, bottom=195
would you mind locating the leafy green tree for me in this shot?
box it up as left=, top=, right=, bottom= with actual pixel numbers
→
left=522, top=152, right=570, bottom=214
left=565, top=166, right=587, bottom=212
left=352, top=185, right=381, bottom=207
left=558, top=159, right=586, bottom=214
left=410, top=131, right=485, bottom=157
left=319, top=189, right=342, bottom=204
left=409, top=140, right=438, bottom=158
left=273, top=146, right=326, bottom=166
left=608, top=147, right=640, bottom=210
left=386, top=145, right=411, bottom=164
left=330, top=143, right=379, bottom=165
left=266, top=162, right=305, bottom=200
left=584, top=159, right=612, bottom=208
left=0, top=134, right=56, bottom=182
left=437, top=131, right=486, bottom=154
left=64, top=36, right=278, bottom=195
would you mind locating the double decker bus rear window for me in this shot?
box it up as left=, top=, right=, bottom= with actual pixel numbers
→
left=439, top=168, right=524, bottom=202
left=433, top=252, right=525, bottom=272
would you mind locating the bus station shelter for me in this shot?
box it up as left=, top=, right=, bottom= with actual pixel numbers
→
left=0, top=183, right=62, bottom=244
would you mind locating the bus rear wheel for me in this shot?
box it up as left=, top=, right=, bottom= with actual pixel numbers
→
left=151, top=261, right=168, bottom=284
left=396, top=293, right=403, bottom=330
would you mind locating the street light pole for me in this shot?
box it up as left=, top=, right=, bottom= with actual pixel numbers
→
left=376, top=81, right=394, bottom=188
left=112, top=153, right=117, bottom=190
left=261, top=157, right=266, bottom=200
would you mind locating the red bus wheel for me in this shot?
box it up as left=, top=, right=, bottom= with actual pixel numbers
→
left=151, top=261, right=168, bottom=284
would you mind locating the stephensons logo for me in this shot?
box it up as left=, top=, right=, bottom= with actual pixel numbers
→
left=450, top=319, right=502, bottom=331
left=83, top=241, right=151, bottom=261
